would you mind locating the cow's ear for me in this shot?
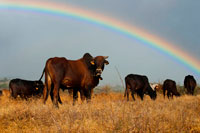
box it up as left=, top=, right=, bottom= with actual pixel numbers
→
left=90, top=60, right=95, bottom=65
left=104, top=60, right=109, bottom=65
left=104, top=56, right=109, bottom=59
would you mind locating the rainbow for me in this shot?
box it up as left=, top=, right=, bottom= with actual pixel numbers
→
left=0, top=0, right=200, bottom=75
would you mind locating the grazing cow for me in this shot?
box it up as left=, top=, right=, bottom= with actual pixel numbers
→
left=0, top=90, right=2, bottom=96
left=40, top=53, right=109, bottom=107
left=184, top=75, right=197, bottom=95
left=163, top=79, right=180, bottom=99
left=9, top=79, right=44, bottom=99
left=124, top=74, right=157, bottom=101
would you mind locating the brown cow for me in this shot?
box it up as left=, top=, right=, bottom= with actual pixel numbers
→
left=163, top=79, right=180, bottom=99
left=40, top=53, right=109, bottom=108
left=184, top=75, right=197, bottom=95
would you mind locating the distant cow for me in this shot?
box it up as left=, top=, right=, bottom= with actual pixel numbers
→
left=39, top=53, right=109, bottom=107
left=0, top=90, right=2, bottom=96
left=9, top=79, right=44, bottom=99
left=184, top=75, right=197, bottom=95
left=124, top=74, right=157, bottom=101
left=163, top=79, right=180, bottom=99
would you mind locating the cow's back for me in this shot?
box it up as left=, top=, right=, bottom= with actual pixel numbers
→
left=46, top=57, right=93, bottom=87
left=125, top=74, right=146, bottom=89
left=163, top=79, right=175, bottom=89
left=184, top=75, right=196, bottom=88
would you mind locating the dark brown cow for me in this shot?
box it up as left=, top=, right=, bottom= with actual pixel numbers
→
left=40, top=53, right=109, bottom=107
left=184, top=75, right=197, bottom=95
left=9, top=79, right=44, bottom=99
left=124, top=74, right=157, bottom=101
left=163, top=79, right=180, bottom=99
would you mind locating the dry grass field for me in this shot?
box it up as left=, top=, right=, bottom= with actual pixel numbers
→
left=0, top=89, right=200, bottom=132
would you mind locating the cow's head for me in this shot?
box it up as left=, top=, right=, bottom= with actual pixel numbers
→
left=34, top=80, right=44, bottom=96
left=90, top=56, right=109, bottom=78
left=146, top=86, right=157, bottom=100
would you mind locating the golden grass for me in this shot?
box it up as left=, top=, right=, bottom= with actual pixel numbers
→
left=0, top=91, right=200, bottom=132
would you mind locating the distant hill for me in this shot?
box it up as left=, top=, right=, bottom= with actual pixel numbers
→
left=0, top=78, right=10, bottom=89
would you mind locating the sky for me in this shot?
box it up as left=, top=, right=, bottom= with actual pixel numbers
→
left=0, top=0, right=199, bottom=86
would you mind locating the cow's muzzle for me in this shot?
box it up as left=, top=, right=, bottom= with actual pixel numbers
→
left=96, top=68, right=102, bottom=76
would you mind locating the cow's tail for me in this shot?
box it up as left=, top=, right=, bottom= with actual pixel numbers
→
left=39, top=68, right=45, bottom=81
left=124, top=81, right=128, bottom=97
left=9, top=81, right=13, bottom=98
left=124, top=87, right=127, bottom=97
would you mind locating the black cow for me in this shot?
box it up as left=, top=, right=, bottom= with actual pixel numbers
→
left=9, top=79, right=44, bottom=99
left=0, top=90, right=2, bottom=96
left=163, top=79, right=180, bottom=99
left=39, top=53, right=109, bottom=108
left=184, top=75, right=197, bottom=95
left=124, top=74, right=157, bottom=101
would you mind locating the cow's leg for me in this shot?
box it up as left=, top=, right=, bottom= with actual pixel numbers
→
left=163, top=88, right=166, bottom=99
left=124, top=83, right=128, bottom=99
left=192, top=88, right=194, bottom=95
left=167, top=91, right=170, bottom=99
left=125, top=84, right=130, bottom=101
left=131, top=90, right=136, bottom=101
left=73, top=88, right=78, bottom=105
left=52, top=83, right=60, bottom=108
left=139, top=93, right=144, bottom=101
left=13, top=93, right=17, bottom=99
left=43, top=72, right=51, bottom=104
left=79, top=89, right=85, bottom=102
left=124, top=83, right=131, bottom=101
left=50, top=84, right=62, bottom=104
left=50, top=85, right=54, bottom=102
left=11, top=89, right=17, bottom=99
left=84, top=87, right=92, bottom=103
left=58, top=92, right=62, bottom=104
left=187, top=88, right=191, bottom=95
left=127, top=88, right=130, bottom=101
left=24, top=96, right=28, bottom=101
left=138, top=89, right=144, bottom=100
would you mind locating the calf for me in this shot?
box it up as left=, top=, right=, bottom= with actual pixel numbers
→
left=9, top=78, right=44, bottom=99
left=163, top=79, right=180, bottom=99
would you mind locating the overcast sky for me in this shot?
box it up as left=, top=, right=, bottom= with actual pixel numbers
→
left=0, top=0, right=199, bottom=86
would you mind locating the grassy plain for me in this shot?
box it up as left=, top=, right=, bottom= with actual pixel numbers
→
left=0, top=88, right=200, bottom=132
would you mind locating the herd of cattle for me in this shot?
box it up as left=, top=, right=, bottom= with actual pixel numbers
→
left=0, top=53, right=198, bottom=108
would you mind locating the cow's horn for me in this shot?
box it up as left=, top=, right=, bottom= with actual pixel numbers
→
left=104, top=56, right=109, bottom=59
